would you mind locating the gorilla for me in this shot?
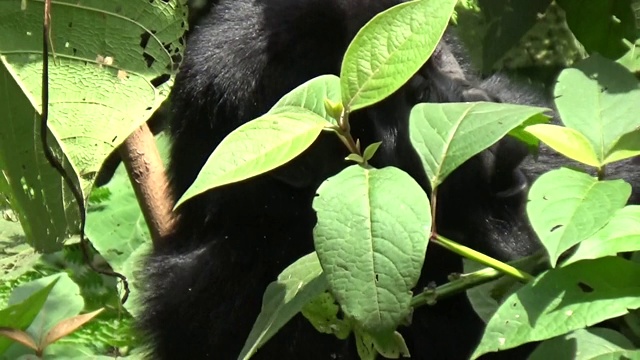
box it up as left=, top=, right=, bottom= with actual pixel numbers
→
left=138, top=0, right=638, bottom=359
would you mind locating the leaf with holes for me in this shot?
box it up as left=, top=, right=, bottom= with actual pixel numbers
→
left=473, top=257, right=640, bottom=358
left=564, top=205, right=640, bottom=265
left=527, top=168, right=631, bottom=267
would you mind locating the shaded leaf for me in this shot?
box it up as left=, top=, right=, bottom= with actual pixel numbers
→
left=239, top=253, right=327, bottom=360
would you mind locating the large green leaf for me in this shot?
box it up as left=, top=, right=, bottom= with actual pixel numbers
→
left=0, top=60, right=80, bottom=252
left=340, top=0, right=457, bottom=111
left=554, top=55, right=640, bottom=164
left=410, top=102, right=548, bottom=187
left=313, top=165, right=431, bottom=333
left=473, top=257, right=640, bottom=358
left=0, top=0, right=185, bottom=184
left=177, top=108, right=329, bottom=206
left=527, top=168, right=631, bottom=267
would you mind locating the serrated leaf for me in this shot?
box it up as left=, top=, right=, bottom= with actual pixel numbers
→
left=239, top=253, right=327, bottom=360
left=340, top=0, right=457, bottom=111
left=473, top=257, right=640, bottom=358
left=313, top=165, right=431, bottom=333
left=177, top=109, right=329, bottom=206
left=527, top=168, right=631, bottom=267
left=409, top=102, right=548, bottom=187
left=554, top=55, right=640, bottom=162
left=523, top=124, right=599, bottom=167
left=565, top=205, right=640, bottom=265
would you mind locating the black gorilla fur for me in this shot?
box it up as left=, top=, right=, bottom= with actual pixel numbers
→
left=139, top=0, right=639, bottom=359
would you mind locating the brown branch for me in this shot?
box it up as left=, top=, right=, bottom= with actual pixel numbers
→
left=119, top=123, right=177, bottom=244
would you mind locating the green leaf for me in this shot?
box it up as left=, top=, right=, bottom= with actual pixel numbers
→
left=617, top=39, right=640, bottom=74
left=239, top=253, right=327, bottom=360
left=473, top=257, right=640, bottom=358
left=463, top=260, right=525, bottom=324
left=556, top=0, right=637, bottom=59
left=340, top=0, right=457, bottom=111
left=528, top=328, right=638, bottom=360
left=0, top=59, right=81, bottom=252
left=409, top=102, right=548, bottom=188
left=177, top=108, right=329, bottom=206
left=0, top=278, right=58, bottom=354
left=527, top=168, right=631, bottom=267
left=479, top=0, right=552, bottom=72
left=0, top=0, right=185, bottom=185
left=272, top=75, right=342, bottom=125
left=3, top=274, right=84, bottom=358
left=301, top=292, right=351, bottom=340
left=346, top=154, right=365, bottom=164
left=370, top=330, right=410, bottom=359
left=353, top=328, right=410, bottom=360
left=623, top=309, right=640, bottom=346
left=554, top=55, right=640, bottom=161
left=313, top=165, right=431, bottom=333
left=604, top=129, right=640, bottom=164
left=362, top=142, right=382, bottom=162
left=523, top=124, right=599, bottom=167
left=565, top=205, right=640, bottom=264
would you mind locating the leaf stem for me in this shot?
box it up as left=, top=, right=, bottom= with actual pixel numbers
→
left=432, top=234, right=535, bottom=282
left=411, top=251, right=545, bottom=308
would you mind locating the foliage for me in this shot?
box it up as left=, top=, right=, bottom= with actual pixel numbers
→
left=1, top=0, right=640, bottom=359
